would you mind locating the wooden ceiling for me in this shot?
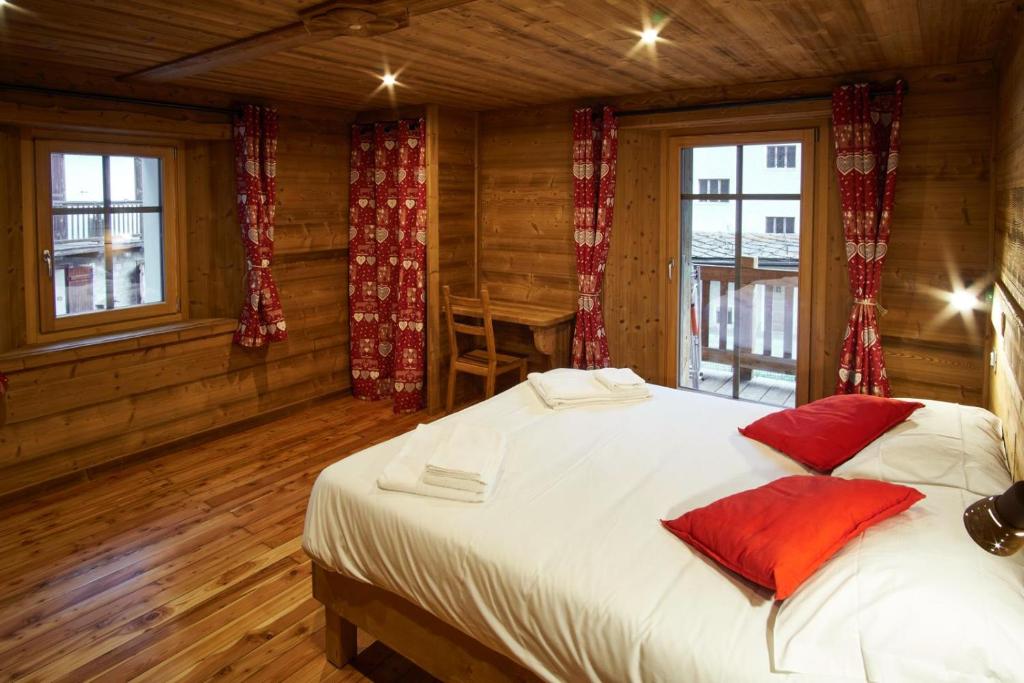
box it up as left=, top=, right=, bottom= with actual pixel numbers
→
left=0, top=0, right=1018, bottom=111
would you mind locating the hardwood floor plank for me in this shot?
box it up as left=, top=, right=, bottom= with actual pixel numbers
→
left=0, top=394, right=430, bottom=682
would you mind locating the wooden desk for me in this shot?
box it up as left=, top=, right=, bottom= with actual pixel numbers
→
left=447, top=299, right=576, bottom=368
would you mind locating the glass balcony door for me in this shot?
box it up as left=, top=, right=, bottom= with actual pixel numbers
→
left=676, top=135, right=808, bottom=407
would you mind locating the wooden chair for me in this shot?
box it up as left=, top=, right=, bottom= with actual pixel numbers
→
left=443, top=285, right=529, bottom=413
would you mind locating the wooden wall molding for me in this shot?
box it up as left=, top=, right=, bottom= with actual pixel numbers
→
left=0, top=89, right=232, bottom=140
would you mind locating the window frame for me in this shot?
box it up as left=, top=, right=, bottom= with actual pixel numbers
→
left=27, top=135, right=187, bottom=342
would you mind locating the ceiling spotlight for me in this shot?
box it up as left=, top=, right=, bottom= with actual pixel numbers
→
left=950, top=289, right=978, bottom=312
left=640, top=27, right=660, bottom=45
left=381, top=73, right=397, bottom=87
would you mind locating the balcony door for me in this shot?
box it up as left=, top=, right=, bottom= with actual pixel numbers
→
left=668, top=130, right=814, bottom=407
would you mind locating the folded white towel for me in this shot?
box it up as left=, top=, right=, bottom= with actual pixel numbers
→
left=424, top=422, right=506, bottom=486
left=377, top=424, right=494, bottom=502
left=422, top=471, right=490, bottom=494
left=594, top=367, right=646, bottom=391
left=528, top=368, right=650, bottom=410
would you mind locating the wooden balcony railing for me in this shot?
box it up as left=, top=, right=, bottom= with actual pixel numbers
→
left=694, top=256, right=798, bottom=375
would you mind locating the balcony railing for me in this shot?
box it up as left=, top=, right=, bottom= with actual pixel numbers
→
left=53, top=201, right=144, bottom=243
left=693, top=256, right=798, bottom=375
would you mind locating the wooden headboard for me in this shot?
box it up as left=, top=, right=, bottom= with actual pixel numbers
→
left=990, top=284, right=1024, bottom=481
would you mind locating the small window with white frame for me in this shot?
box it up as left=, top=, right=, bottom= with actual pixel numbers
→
left=698, top=178, right=731, bottom=202
left=765, top=216, right=796, bottom=234
left=766, top=145, right=797, bottom=168
left=32, top=138, right=184, bottom=340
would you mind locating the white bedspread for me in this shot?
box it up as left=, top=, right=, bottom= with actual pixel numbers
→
left=302, top=384, right=1023, bottom=682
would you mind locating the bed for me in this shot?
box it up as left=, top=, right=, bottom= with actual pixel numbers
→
left=303, top=383, right=1024, bottom=682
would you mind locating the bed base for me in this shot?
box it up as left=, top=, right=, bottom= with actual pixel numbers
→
left=312, top=563, right=541, bottom=682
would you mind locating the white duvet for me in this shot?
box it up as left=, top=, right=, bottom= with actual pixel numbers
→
left=303, top=384, right=1024, bottom=682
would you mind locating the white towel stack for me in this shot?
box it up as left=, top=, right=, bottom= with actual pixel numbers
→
left=377, top=422, right=506, bottom=502
left=527, top=367, right=651, bottom=410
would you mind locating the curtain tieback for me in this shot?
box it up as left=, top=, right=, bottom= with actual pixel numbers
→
left=853, top=298, right=888, bottom=316
left=242, top=261, right=272, bottom=285
left=578, top=291, right=600, bottom=298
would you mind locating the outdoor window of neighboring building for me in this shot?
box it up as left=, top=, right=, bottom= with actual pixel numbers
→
left=698, top=177, right=731, bottom=201
left=765, top=216, right=796, bottom=233
left=32, top=138, right=184, bottom=339
left=766, top=144, right=797, bottom=168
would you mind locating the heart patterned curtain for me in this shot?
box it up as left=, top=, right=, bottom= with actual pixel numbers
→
left=571, top=106, right=618, bottom=370
left=832, top=80, right=905, bottom=396
left=233, top=105, right=287, bottom=348
left=348, top=119, right=427, bottom=413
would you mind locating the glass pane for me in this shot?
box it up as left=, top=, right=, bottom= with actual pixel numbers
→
left=681, top=198, right=737, bottom=395
left=52, top=216, right=105, bottom=317
left=742, top=143, right=801, bottom=195
left=741, top=199, right=801, bottom=252
left=109, top=155, right=161, bottom=207
left=685, top=145, right=736, bottom=195
left=738, top=201, right=798, bottom=408
left=111, top=212, right=164, bottom=308
left=51, top=152, right=166, bottom=319
left=52, top=154, right=103, bottom=207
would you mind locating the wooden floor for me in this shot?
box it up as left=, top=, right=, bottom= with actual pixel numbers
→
left=0, top=394, right=438, bottom=683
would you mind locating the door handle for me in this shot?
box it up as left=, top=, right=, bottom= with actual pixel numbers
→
left=668, top=257, right=675, bottom=281
left=42, top=250, right=53, bottom=279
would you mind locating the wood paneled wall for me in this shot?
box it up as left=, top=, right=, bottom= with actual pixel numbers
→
left=426, top=106, right=479, bottom=413
left=0, top=97, right=352, bottom=498
left=478, top=62, right=994, bottom=404
left=992, top=16, right=1024, bottom=480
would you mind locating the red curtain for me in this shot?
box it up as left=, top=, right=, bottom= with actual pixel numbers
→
left=233, top=105, right=287, bottom=349
left=832, top=81, right=905, bottom=396
left=349, top=119, right=427, bottom=413
left=571, top=106, right=618, bottom=370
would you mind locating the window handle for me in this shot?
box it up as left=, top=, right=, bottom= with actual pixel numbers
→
left=668, top=257, right=675, bottom=281
left=42, top=250, right=53, bottom=279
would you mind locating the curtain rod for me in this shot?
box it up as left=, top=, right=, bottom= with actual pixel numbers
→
left=0, top=83, right=236, bottom=116
left=616, top=83, right=907, bottom=118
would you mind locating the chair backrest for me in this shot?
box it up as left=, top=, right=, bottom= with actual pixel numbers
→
left=443, top=285, right=496, bottom=364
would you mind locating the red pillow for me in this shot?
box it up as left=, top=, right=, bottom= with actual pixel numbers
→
left=662, top=475, right=924, bottom=599
left=738, top=394, right=924, bottom=471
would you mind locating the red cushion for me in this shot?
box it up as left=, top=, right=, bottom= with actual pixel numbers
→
left=662, top=475, right=924, bottom=599
left=738, top=394, right=924, bottom=471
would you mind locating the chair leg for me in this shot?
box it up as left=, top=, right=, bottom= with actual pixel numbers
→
left=446, top=364, right=458, bottom=413
left=485, top=365, right=497, bottom=398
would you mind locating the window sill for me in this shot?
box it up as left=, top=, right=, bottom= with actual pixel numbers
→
left=0, top=318, right=238, bottom=371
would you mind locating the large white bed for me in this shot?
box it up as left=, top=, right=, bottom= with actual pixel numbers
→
left=303, top=382, right=1024, bottom=682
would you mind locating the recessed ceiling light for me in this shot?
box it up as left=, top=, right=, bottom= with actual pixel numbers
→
left=381, top=73, right=397, bottom=87
left=640, top=27, right=660, bottom=45
left=951, top=289, right=978, bottom=312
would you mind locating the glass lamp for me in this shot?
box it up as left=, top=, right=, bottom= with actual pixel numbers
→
left=963, top=482, right=1024, bottom=556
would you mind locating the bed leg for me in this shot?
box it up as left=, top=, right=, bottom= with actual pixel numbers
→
left=324, top=607, right=357, bottom=668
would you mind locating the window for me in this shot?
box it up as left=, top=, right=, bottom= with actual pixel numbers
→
left=698, top=178, right=731, bottom=201
left=33, top=138, right=183, bottom=338
left=766, top=145, right=797, bottom=168
left=765, top=216, right=796, bottom=233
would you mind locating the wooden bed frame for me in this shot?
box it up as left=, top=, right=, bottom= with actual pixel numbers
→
left=312, top=563, right=542, bottom=682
